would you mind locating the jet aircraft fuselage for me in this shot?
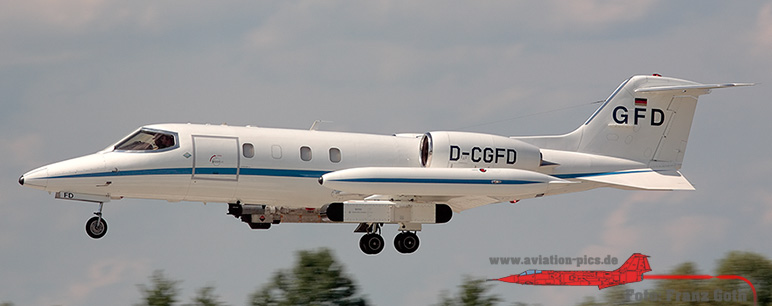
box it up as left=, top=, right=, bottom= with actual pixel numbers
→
left=19, top=75, right=752, bottom=254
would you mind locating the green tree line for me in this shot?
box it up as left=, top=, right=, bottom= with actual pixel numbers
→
left=132, top=249, right=772, bottom=306
left=3, top=249, right=769, bottom=305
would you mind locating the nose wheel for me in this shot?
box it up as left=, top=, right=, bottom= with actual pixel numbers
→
left=85, top=202, right=108, bottom=239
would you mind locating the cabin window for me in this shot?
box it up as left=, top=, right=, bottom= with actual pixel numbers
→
left=114, top=129, right=177, bottom=152
left=300, top=146, right=312, bottom=161
left=243, top=143, right=255, bottom=158
left=271, top=145, right=282, bottom=159
left=329, top=147, right=341, bottom=163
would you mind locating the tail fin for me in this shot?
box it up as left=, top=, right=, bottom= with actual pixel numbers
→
left=522, top=75, right=751, bottom=170
left=577, top=75, right=753, bottom=168
left=616, top=253, right=652, bottom=273
left=597, top=253, right=651, bottom=289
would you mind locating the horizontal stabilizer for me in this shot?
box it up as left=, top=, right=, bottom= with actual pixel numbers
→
left=576, top=169, right=694, bottom=191
left=635, top=83, right=754, bottom=93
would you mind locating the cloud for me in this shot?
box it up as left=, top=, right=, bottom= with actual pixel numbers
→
left=753, top=3, right=772, bottom=54
left=0, top=1, right=179, bottom=34
left=544, top=0, right=660, bottom=31
left=0, top=0, right=107, bottom=31
left=583, top=190, right=732, bottom=257
left=754, top=191, right=772, bottom=225
left=3, top=133, right=45, bottom=169
left=581, top=192, right=664, bottom=256
left=2, top=2, right=769, bottom=306
left=663, top=215, right=729, bottom=255
left=37, top=257, right=150, bottom=306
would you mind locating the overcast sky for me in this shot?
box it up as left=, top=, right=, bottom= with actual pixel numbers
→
left=2, top=1, right=771, bottom=305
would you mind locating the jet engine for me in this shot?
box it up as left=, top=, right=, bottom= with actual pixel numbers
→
left=420, top=132, right=542, bottom=170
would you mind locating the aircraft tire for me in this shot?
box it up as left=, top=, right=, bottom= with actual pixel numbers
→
left=359, top=233, right=384, bottom=255
left=394, top=232, right=419, bottom=254
left=86, top=216, right=108, bottom=239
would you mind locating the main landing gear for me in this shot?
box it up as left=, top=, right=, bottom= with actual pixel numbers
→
left=359, top=233, right=385, bottom=255
left=394, top=231, right=420, bottom=254
left=85, top=202, right=108, bottom=239
left=357, top=223, right=420, bottom=255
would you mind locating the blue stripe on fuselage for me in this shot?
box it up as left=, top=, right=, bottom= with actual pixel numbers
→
left=45, top=167, right=329, bottom=179
left=239, top=168, right=328, bottom=178
left=332, top=178, right=541, bottom=185
left=44, top=168, right=652, bottom=181
left=553, top=169, right=652, bottom=179
left=328, top=169, right=652, bottom=185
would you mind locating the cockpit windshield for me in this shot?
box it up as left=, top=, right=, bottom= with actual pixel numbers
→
left=114, top=129, right=177, bottom=152
left=519, top=270, right=542, bottom=276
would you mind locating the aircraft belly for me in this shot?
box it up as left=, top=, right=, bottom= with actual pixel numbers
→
left=234, top=176, right=334, bottom=208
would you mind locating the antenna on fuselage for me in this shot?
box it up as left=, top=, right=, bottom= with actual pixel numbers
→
left=309, top=120, right=333, bottom=131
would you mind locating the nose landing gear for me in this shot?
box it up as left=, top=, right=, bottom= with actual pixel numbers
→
left=85, top=202, right=108, bottom=239
left=53, top=192, right=111, bottom=239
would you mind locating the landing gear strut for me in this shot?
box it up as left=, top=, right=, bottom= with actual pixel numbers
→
left=85, top=202, right=107, bottom=239
left=358, top=223, right=385, bottom=255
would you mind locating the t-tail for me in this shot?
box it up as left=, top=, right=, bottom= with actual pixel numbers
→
left=518, top=74, right=752, bottom=191
left=577, top=75, right=754, bottom=169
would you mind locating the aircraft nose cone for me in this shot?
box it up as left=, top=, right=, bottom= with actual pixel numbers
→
left=20, top=167, right=49, bottom=189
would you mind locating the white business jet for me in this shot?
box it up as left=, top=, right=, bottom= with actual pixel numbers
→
left=19, top=75, right=751, bottom=255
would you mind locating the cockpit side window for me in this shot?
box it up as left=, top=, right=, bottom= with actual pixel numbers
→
left=114, top=129, right=177, bottom=152
left=520, top=270, right=541, bottom=276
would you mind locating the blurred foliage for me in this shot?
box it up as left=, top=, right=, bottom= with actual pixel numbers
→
left=189, top=286, right=226, bottom=306
left=124, top=250, right=770, bottom=306
left=136, top=270, right=182, bottom=306
left=135, top=271, right=226, bottom=306
left=435, top=275, right=502, bottom=306
left=248, top=248, right=368, bottom=306
left=575, top=251, right=771, bottom=306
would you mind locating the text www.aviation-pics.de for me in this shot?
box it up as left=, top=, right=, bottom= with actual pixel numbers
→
left=489, top=255, right=619, bottom=267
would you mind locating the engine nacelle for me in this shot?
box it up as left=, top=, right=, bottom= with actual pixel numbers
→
left=420, top=131, right=541, bottom=170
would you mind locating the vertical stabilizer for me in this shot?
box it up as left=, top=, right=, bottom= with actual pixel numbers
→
left=616, top=253, right=652, bottom=273
left=519, top=75, right=751, bottom=170
left=578, top=75, right=706, bottom=169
